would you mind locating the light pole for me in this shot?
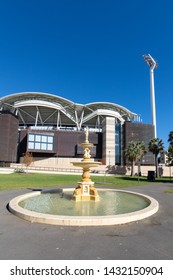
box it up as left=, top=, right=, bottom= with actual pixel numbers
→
left=143, top=54, right=158, bottom=138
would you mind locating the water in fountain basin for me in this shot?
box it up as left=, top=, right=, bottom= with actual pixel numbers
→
left=19, top=190, right=150, bottom=216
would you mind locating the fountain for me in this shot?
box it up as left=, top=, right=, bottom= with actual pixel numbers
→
left=8, top=128, right=159, bottom=226
left=72, top=127, right=101, bottom=201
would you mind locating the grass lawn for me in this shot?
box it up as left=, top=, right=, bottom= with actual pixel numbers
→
left=0, top=172, right=171, bottom=191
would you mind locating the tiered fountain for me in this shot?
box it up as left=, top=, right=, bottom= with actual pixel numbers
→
left=72, top=127, right=101, bottom=201
left=8, top=127, right=159, bottom=226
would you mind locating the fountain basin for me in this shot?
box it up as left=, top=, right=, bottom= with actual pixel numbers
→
left=72, top=161, right=101, bottom=169
left=9, top=188, right=159, bottom=226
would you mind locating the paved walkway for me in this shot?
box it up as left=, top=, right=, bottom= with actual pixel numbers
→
left=0, top=183, right=173, bottom=260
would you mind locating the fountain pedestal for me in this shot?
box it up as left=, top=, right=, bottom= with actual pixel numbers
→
left=73, top=181, right=99, bottom=201
left=71, top=128, right=101, bottom=201
left=72, top=163, right=100, bottom=201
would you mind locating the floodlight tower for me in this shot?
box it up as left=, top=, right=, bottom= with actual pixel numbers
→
left=143, top=54, right=158, bottom=138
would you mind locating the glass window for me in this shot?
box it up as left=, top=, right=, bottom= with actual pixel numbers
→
left=48, top=136, right=53, bottom=143
left=47, top=143, right=53, bottom=150
left=41, top=143, right=47, bottom=150
left=35, top=142, right=41, bottom=150
left=42, top=136, right=47, bottom=143
left=28, top=133, right=54, bottom=151
left=35, top=135, right=41, bottom=142
left=28, top=134, right=35, bottom=141
left=28, top=142, right=34, bottom=149
left=115, top=124, right=121, bottom=165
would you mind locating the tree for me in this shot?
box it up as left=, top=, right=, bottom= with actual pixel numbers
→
left=168, top=131, right=173, bottom=147
left=166, top=145, right=173, bottom=181
left=167, top=131, right=173, bottom=164
left=167, top=132, right=173, bottom=180
left=125, top=141, right=146, bottom=176
left=136, top=141, right=147, bottom=175
left=148, top=138, right=164, bottom=178
left=167, top=131, right=173, bottom=165
left=166, top=145, right=173, bottom=166
left=23, top=152, right=33, bottom=167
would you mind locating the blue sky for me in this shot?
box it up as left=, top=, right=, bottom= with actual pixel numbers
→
left=0, top=0, right=172, bottom=148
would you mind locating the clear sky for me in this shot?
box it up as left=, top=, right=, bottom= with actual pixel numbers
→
left=0, top=0, right=172, bottom=148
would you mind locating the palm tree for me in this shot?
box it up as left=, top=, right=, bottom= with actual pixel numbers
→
left=167, top=145, right=173, bottom=181
left=148, top=138, right=164, bottom=178
left=125, top=141, right=146, bottom=176
left=136, top=141, right=147, bottom=175
left=167, top=145, right=173, bottom=166
left=168, top=131, right=173, bottom=147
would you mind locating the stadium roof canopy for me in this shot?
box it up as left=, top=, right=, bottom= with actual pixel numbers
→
left=0, top=92, right=139, bottom=129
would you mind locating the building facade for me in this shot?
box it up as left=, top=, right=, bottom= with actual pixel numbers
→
left=0, top=92, right=154, bottom=166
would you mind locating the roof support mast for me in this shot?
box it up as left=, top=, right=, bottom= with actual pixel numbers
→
left=143, top=54, right=158, bottom=138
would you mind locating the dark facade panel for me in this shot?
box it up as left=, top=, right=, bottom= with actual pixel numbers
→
left=124, top=122, right=154, bottom=143
left=0, top=113, right=19, bottom=162
left=18, top=129, right=102, bottom=159
left=57, top=131, right=101, bottom=158
left=123, top=121, right=155, bottom=165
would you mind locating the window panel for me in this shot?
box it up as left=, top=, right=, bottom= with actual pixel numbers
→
left=35, top=135, right=41, bottom=142
left=28, top=134, right=34, bottom=141
left=48, top=136, right=53, bottom=143
left=47, top=143, right=53, bottom=150
left=41, top=143, right=47, bottom=150
left=42, top=136, right=47, bottom=142
left=35, top=142, right=41, bottom=150
left=28, top=133, right=54, bottom=151
left=28, top=142, right=34, bottom=149
left=115, top=124, right=121, bottom=165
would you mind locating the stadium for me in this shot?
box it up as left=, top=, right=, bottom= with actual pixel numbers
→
left=0, top=92, right=155, bottom=173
